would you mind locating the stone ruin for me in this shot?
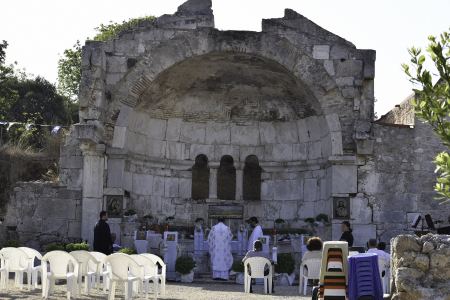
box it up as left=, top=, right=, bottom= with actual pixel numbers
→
left=391, top=234, right=450, bottom=300
left=1, top=0, right=449, bottom=256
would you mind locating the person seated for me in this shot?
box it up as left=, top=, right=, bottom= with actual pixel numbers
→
left=366, top=238, right=390, bottom=261
left=242, top=240, right=274, bottom=293
left=302, top=237, right=323, bottom=260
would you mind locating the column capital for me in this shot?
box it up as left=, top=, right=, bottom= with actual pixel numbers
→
left=80, top=142, right=106, bottom=156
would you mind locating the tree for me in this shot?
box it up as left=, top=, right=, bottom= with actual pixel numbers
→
left=0, top=41, right=76, bottom=148
left=57, top=16, right=155, bottom=101
left=402, top=29, right=450, bottom=203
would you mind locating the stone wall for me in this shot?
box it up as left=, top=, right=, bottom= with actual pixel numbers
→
left=391, top=234, right=450, bottom=300
left=356, top=118, right=447, bottom=245
left=3, top=182, right=82, bottom=250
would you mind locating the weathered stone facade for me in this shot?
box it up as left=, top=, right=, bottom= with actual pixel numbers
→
left=391, top=234, right=450, bottom=300
left=3, top=0, right=449, bottom=250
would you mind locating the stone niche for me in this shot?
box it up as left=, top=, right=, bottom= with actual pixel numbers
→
left=391, top=234, right=450, bottom=300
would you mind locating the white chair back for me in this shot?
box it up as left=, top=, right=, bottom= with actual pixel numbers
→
left=131, top=254, right=158, bottom=276
left=70, top=250, right=98, bottom=273
left=105, top=253, right=143, bottom=280
left=19, top=247, right=43, bottom=261
left=244, top=256, right=271, bottom=278
left=301, top=258, right=321, bottom=278
left=141, top=253, right=166, bottom=273
left=42, top=251, right=78, bottom=278
left=0, top=247, right=28, bottom=270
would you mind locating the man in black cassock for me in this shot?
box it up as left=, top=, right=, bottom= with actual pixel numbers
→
left=93, top=211, right=113, bottom=255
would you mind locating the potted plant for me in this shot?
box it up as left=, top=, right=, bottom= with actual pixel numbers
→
left=275, top=253, right=296, bottom=286
left=65, top=242, right=89, bottom=252
left=230, top=261, right=245, bottom=284
left=175, top=256, right=196, bottom=283
left=118, top=247, right=137, bottom=255
left=123, top=209, right=137, bottom=222
left=315, top=214, right=330, bottom=226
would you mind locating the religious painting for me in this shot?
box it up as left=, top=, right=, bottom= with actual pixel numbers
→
left=333, top=197, right=350, bottom=219
left=166, top=233, right=176, bottom=241
left=106, top=195, right=123, bottom=218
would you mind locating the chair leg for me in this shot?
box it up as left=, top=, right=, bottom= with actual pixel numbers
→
left=108, top=281, right=116, bottom=300
left=268, top=276, right=272, bottom=294
left=303, top=277, right=307, bottom=295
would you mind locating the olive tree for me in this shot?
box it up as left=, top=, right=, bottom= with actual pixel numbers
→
left=402, top=29, right=450, bottom=203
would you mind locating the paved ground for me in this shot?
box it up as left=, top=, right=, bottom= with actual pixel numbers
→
left=0, top=280, right=311, bottom=299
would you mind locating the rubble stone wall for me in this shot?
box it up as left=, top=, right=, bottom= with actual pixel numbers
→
left=391, top=234, right=450, bottom=300
left=3, top=182, right=82, bottom=250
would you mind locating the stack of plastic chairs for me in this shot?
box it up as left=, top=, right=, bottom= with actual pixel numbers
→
left=318, top=241, right=348, bottom=300
left=348, top=253, right=383, bottom=300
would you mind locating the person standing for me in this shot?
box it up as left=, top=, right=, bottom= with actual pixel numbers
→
left=93, top=211, right=113, bottom=255
left=247, top=217, right=263, bottom=252
left=339, top=221, right=354, bottom=247
left=207, top=217, right=233, bottom=280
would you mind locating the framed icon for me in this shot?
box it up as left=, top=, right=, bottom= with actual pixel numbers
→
left=333, top=197, right=350, bottom=219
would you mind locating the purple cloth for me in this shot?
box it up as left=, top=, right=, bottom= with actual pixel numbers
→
left=348, top=253, right=383, bottom=300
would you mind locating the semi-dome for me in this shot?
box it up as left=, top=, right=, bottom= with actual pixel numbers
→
left=136, top=52, right=322, bottom=122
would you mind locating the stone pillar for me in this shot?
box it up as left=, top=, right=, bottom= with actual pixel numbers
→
left=236, top=169, right=243, bottom=200
left=80, top=142, right=105, bottom=247
left=209, top=168, right=217, bottom=199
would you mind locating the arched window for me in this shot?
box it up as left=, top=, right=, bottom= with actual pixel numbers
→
left=192, top=154, right=209, bottom=200
left=217, top=155, right=236, bottom=200
left=243, top=155, right=262, bottom=200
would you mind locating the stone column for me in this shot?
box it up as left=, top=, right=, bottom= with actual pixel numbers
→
left=236, top=169, right=243, bottom=200
left=80, top=142, right=105, bottom=247
left=209, top=168, right=217, bottom=199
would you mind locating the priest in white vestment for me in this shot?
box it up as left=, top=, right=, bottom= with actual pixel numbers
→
left=207, top=217, right=233, bottom=280
left=247, top=216, right=263, bottom=252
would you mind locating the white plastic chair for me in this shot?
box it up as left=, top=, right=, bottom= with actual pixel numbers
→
left=19, top=247, right=43, bottom=290
left=105, top=253, right=144, bottom=300
left=299, top=258, right=321, bottom=295
left=243, top=257, right=272, bottom=294
left=0, top=252, right=8, bottom=289
left=90, top=251, right=108, bottom=291
left=41, top=250, right=79, bottom=300
left=131, top=254, right=159, bottom=299
left=378, top=255, right=390, bottom=294
left=141, top=253, right=166, bottom=295
left=0, top=247, right=29, bottom=290
left=70, top=250, right=98, bottom=295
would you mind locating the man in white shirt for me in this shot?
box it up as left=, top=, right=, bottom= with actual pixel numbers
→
left=247, top=217, right=263, bottom=252
left=207, top=217, right=233, bottom=280
left=366, top=239, right=390, bottom=261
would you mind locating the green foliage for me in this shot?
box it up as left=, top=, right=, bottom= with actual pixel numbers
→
left=65, top=242, right=89, bottom=252
left=231, top=260, right=244, bottom=273
left=118, top=247, right=137, bottom=255
left=2, top=239, right=20, bottom=247
left=403, top=29, right=450, bottom=204
left=92, top=16, right=155, bottom=42
left=57, top=16, right=155, bottom=101
left=175, top=256, right=196, bottom=274
left=275, top=253, right=295, bottom=274
left=304, top=218, right=315, bottom=224
left=274, top=218, right=285, bottom=224
left=44, top=242, right=66, bottom=252
left=315, top=214, right=329, bottom=223
left=57, top=41, right=82, bottom=101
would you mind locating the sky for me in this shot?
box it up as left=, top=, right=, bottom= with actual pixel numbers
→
left=1, top=0, right=449, bottom=117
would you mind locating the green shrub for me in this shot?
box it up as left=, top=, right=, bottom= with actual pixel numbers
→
left=44, top=242, right=66, bottom=252
left=304, top=218, right=315, bottom=224
left=315, top=214, right=329, bottom=223
left=2, top=240, right=20, bottom=247
left=65, top=242, right=89, bottom=252
left=231, top=260, right=244, bottom=273
left=275, top=253, right=295, bottom=274
left=118, top=247, right=137, bottom=255
left=123, top=209, right=136, bottom=216
left=175, top=256, right=196, bottom=275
